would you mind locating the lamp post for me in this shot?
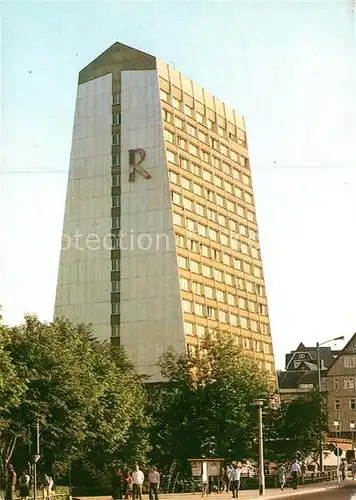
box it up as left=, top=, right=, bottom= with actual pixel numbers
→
left=333, top=420, right=341, bottom=485
left=254, top=400, right=265, bottom=496
left=316, top=335, right=345, bottom=472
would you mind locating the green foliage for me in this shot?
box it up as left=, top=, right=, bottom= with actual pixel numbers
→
left=0, top=315, right=149, bottom=483
left=148, top=331, right=272, bottom=472
left=264, top=391, right=328, bottom=462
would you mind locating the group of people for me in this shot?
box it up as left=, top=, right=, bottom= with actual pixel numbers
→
left=5, top=464, right=54, bottom=500
left=222, top=463, right=242, bottom=498
left=111, top=466, right=160, bottom=500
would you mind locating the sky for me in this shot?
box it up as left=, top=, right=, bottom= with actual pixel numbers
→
left=0, top=0, right=355, bottom=369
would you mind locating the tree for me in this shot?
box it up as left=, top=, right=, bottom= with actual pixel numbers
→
left=148, top=331, right=273, bottom=473
left=1, top=315, right=150, bottom=484
left=264, top=391, right=328, bottom=462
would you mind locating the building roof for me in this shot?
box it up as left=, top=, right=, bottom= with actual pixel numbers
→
left=325, top=332, right=356, bottom=376
left=278, top=369, right=321, bottom=390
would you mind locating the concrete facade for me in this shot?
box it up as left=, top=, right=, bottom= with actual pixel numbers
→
left=54, top=42, right=276, bottom=381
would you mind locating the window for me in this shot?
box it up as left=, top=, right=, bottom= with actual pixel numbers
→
left=176, top=234, right=185, bottom=247
left=230, top=314, right=238, bottom=326
left=237, top=205, right=244, bottom=217
left=172, top=97, right=181, bottom=109
left=226, top=200, right=234, bottom=212
left=265, top=362, right=272, bottom=372
left=178, top=137, right=186, bottom=149
left=234, top=186, right=242, bottom=198
left=112, top=92, right=120, bottom=105
left=251, top=320, right=258, bottom=332
left=223, top=254, right=230, bottom=266
left=112, top=133, right=120, bottom=146
left=191, top=163, right=201, bottom=176
left=350, top=399, right=356, bottom=410
left=162, top=109, right=172, bottom=122
left=194, top=203, right=204, bottom=217
left=203, top=170, right=213, bottom=183
left=181, top=177, right=190, bottom=190
left=211, top=138, right=219, bottom=150
left=112, top=303, right=120, bottom=315
left=111, top=281, right=120, bottom=293
left=216, top=290, right=224, bottom=302
left=186, top=124, right=196, bottom=136
left=112, top=217, right=120, bottom=229
left=184, top=322, right=194, bottom=335
left=111, top=325, right=119, bottom=337
left=222, top=162, right=230, bottom=175
left=247, top=211, right=255, bottom=222
left=254, top=266, right=262, bottom=278
left=344, top=356, right=356, bottom=368
left=173, top=213, right=182, bottom=226
left=183, top=300, right=192, bottom=313
left=201, top=150, right=210, bottom=162
left=187, top=219, right=195, bottom=232
left=197, top=325, right=205, bottom=337
left=243, top=337, right=251, bottom=349
left=205, top=286, right=214, bottom=299
left=112, top=259, right=119, bottom=272
left=178, top=256, right=187, bottom=269
left=175, top=116, right=183, bottom=128
left=261, top=323, right=269, bottom=335
left=227, top=293, right=235, bottom=306
left=198, top=130, right=207, bottom=142
left=164, top=129, right=174, bottom=143
left=238, top=298, right=246, bottom=309
left=335, top=400, right=340, bottom=410
left=198, top=224, right=207, bottom=237
left=207, top=208, right=216, bottom=221
left=202, top=264, right=211, bottom=277
left=189, top=143, right=198, bottom=156
left=254, top=340, right=261, bottom=351
left=209, top=228, right=217, bottom=241
left=207, top=119, right=214, bottom=130
left=234, top=258, right=242, bottom=271
left=245, top=192, right=253, bottom=204
left=112, top=114, right=121, bottom=125
left=189, top=239, right=198, bottom=252
left=225, top=182, right=233, bottom=193
left=112, top=174, right=120, bottom=187
left=160, top=89, right=169, bottom=102
left=230, top=150, right=238, bottom=162
left=259, top=304, right=267, bottom=315
left=193, top=183, right=203, bottom=196
left=221, top=235, right=229, bottom=248
left=212, top=156, right=220, bottom=168
left=172, top=192, right=181, bottom=205
left=212, top=248, right=220, bottom=261
left=201, top=244, right=209, bottom=257
left=192, top=281, right=202, bottom=294
left=112, top=196, right=120, bottom=207
left=190, top=260, right=200, bottom=273
left=180, top=157, right=188, bottom=169
left=207, top=307, right=216, bottom=319
left=112, top=154, right=120, bottom=166
left=249, top=229, right=257, bottom=241
left=169, top=171, right=178, bottom=184
left=205, top=189, right=214, bottom=202
left=344, top=377, right=356, bottom=390
left=214, top=269, right=222, bottom=281
left=241, top=243, right=249, bottom=255
left=196, top=112, right=204, bottom=124
left=216, top=194, right=224, bottom=207
left=241, top=317, right=248, bottom=329
left=249, top=301, right=257, bottom=313
left=195, top=303, right=204, bottom=316
left=220, top=144, right=228, bottom=156
left=184, top=104, right=193, bottom=117
left=225, top=273, right=234, bottom=286
left=183, top=198, right=193, bottom=211
left=243, top=174, right=250, bottom=186
left=218, top=310, right=227, bottom=322
left=180, top=275, right=188, bottom=289
left=215, top=176, right=223, bottom=188
left=167, top=150, right=176, bottom=163
left=251, top=247, right=259, bottom=259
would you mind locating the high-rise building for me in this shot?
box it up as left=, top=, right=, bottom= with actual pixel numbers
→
left=54, top=42, right=275, bottom=381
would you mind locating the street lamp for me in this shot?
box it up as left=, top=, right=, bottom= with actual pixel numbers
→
left=254, top=400, right=265, bottom=496
left=316, top=335, right=345, bottom=472
left=333, top=421, right=341, bottom=485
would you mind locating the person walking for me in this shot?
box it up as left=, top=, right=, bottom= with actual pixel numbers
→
left=351, top=460, right=356, bottom=480
left=290, top=459, right=301, bottom=490
left=148, top=466, right=160, bottom=500
left=277, top=465, right=286, bottom=490
left=19, top=470, right=31, bottom=500
left=230, top=464, right=241, bottom=499
left=340, top=459, right=347, bottom=481
left=132, top=465, right=144, bottom=500
left=112, top=468, right=123, bottom=500
left=125, top=472, right=133, bottom=499
left=5, top=464, right=17, bottom=500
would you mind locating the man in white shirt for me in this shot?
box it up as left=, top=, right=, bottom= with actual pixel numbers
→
left=230, top=464, right=241, bottom=498
left=290, top=460, right=301, bottom=490
left=132, top=466, right=144, bottom=500
left=148, top=466, right=160, bottom=500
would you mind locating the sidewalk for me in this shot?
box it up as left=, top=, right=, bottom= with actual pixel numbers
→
left=78, top=481, right=340, bottom=500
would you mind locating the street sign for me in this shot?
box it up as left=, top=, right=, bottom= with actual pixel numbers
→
left=333, top=448, right=343, bottom=456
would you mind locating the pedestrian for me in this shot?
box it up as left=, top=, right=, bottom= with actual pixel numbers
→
left=290, top=459, right=301, bottom=490
left=125, top=472, right=133, bottom=499
left=148, top=466, right=160, bottom=500
left=132, top=465, right=144, bottom=500
left=340, top=459, right=347, bottom=481
left=40, top=474, right=54, bottom=499
left=277, top=464, right=286, bottom=490
left=19, top=470, right=31, bottom=500
left=230, top=463, right=241, bottom=499
left=5, top=464, right=17, bottom=500
left=112, top=468, right=123, bottom=500
left=351, top=460, right=356, bottom=480
left=225, top=466, right=231, bottom=492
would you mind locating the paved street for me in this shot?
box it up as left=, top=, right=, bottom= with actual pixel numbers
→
left=284, top=483, right=356, bottom=499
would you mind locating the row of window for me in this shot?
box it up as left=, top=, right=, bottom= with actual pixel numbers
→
left=333, top=377, right=356, bottom=390
left=334, top=399, right=356, bottom=411
left=168, top=165, right=253, bottom=205
left=180, top=276, right=264, bottom=297
left=184, top=320, right=270, bottom=337
left=182, top=295, right=267, bottom=316
left=160, top=90, right=246, bottom=146
left=168, top=152, right=250, bottom=189
left=177, top=254, right=263, bottom=279
left=176, top=232, right=258, bottom=259
left=344, top=355, right=356, bottom=368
